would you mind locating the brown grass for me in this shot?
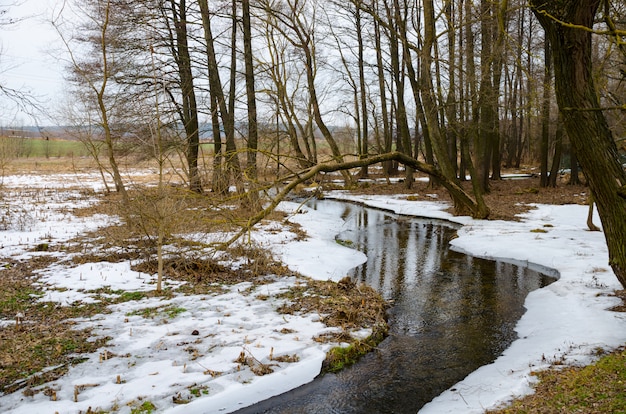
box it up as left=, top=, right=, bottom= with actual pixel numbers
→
left=0, top=257, right=110, bottom=394
left=488, top=347, right=626, bottom=414
left=276, top=276, right=390, bottom=372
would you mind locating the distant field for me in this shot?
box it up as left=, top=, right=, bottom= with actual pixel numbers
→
left=0, top=137, right=91, bottom=158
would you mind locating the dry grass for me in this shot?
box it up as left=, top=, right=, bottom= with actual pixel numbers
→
left=277, top=276, right=388, bottom=331
left=487, top=293, right=626, bottom=414
left=276, top=276, right=390, bottom=372
left=0, top=257, right=110, bottom=394
left=0, top=168, right=371, bottom=394
left=488, top=347, right=626, bottom=414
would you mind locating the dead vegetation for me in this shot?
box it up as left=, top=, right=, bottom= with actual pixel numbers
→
left=487, top=292, right=626, bottom=413
left=0, top=175, right=391, bottom=396
left=277, top=276, right=390, bottom=372
left=487, top=346, right=626, bottom=414
left=0, top=258, right=110, bottom=394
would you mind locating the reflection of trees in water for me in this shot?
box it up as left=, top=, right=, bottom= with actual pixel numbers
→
left=242, top=199, right=555, bottom=414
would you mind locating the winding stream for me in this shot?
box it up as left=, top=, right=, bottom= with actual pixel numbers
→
left=236, top=200, right=556, bottom=413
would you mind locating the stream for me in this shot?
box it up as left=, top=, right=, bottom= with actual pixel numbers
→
left=235, top=199, right=557, bottom=413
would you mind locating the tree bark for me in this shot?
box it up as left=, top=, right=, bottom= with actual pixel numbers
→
left=548, top=116, right=564, bottom=187
left=539, top=34, right=552, bottom=188
left=242, top=0, right=258, bottom=183
left=163, top=0, right=202, bottom=193
left=530, top=0, right=626, bottom=287
left=374, top=14, right=394, bottom=176
left=357, top=4, right=369, bottom=178
left=198, top=0, right=242, bottom=193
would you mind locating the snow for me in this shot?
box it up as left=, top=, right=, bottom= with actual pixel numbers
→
left=0, top=173, right=625, bottom=413
left=326, top=192, right=626, bottom=413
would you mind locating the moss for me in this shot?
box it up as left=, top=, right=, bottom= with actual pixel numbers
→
left=321, top=323, right=388, bottom=374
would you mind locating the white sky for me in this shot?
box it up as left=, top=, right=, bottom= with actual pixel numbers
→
left=0, top=0, right=64, bottom=126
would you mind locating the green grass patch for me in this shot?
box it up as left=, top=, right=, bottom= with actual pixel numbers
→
left=81, top=288, right=149, bottom=308
left=118, top=291, right=147, bottom=302
left=130, top=400, right=157, bottom=414
left=321, top=325, right=388, bottom=373
left=336, top=238, right=354, bottom=247
left=126, top=304, right=186, bottom=320
left=0, top=137, right=91, bottom=158
left=0, top=287, right=44, bottom=317
left=489, top=347, right=626, bottom=413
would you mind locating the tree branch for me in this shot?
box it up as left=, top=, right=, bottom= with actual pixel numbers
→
left=219, top=152, right=486, bottom=249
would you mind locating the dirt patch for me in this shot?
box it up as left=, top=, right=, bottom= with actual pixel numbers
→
left=610, top=290, right=626, bottom=312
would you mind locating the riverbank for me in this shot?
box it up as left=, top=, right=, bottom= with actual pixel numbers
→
left=328, top=189, right=626, bottom=413
left=0, top=169, right=624, bottom=413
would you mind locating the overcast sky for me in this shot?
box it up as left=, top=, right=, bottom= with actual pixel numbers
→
left=1, top=0, right=64, bottom=126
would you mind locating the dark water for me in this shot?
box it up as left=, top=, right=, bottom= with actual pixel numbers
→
left=235, top=200, right=556, bottom=414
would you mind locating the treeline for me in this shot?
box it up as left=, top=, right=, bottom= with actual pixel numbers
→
left=53, top=1, right=622, bottom=194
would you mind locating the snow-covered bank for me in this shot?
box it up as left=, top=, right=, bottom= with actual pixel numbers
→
left=0, top=175, right=366, bottom=414
left=328, top=192, right=626, bottom=413
left=0, top=172, right=625, bottom=414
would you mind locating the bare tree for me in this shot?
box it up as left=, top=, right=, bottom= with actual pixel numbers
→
left=258, top=0, right=352, bottom=184
left=158, top=0, right=202, bottom=192
left=242, top=0, right=259, bottom=186
left=198, top=0, right=243, bottom=194
left=256, top=4, right=316, bottom=169
left=54, top=0, right=129, bottom=203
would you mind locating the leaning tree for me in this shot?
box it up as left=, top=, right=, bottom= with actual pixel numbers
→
left=530, top=0, right=626, bottom=288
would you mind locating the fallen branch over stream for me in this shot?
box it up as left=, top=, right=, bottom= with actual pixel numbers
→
left=221, top=151, right=488, bottom=248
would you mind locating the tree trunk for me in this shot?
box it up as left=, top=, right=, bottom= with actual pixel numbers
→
left=374, top=16, right=394, bottom=176
left=422, top=0, right=488, bottom=217
left=539, top=34, right=552, bottom=188
left=210, top=92, right=227, bottom=194
left=568, top=143, right=581, bottom=185
left=531, top=0, right=626, bottom=288
left=242, top=0, right=259, bottom=206
left=242, top=0, right=258, bottom=183
left=443, top=0, right=458, bottom=179
left=389, top=0, right=413, bottom=188
left=164, top=0, right=202, bottom=193
left=223, top=151, right=488, bottom=247
left=198, top=0, right=242, bottom=193
left=96, top=3, right=127, bottom=205
left=355, top=2, right=369, bottom=178
left=548, top=116, right=564, bottom=187
left=227, top=1, right=244, bottom=193
left=489, top=0, right=507, bottom=182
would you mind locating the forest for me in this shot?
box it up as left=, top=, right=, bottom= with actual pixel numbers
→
left=46, top=0, right=626, bottom=286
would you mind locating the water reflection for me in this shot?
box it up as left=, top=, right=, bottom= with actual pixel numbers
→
left=235, top=200, right=555, bottom=413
